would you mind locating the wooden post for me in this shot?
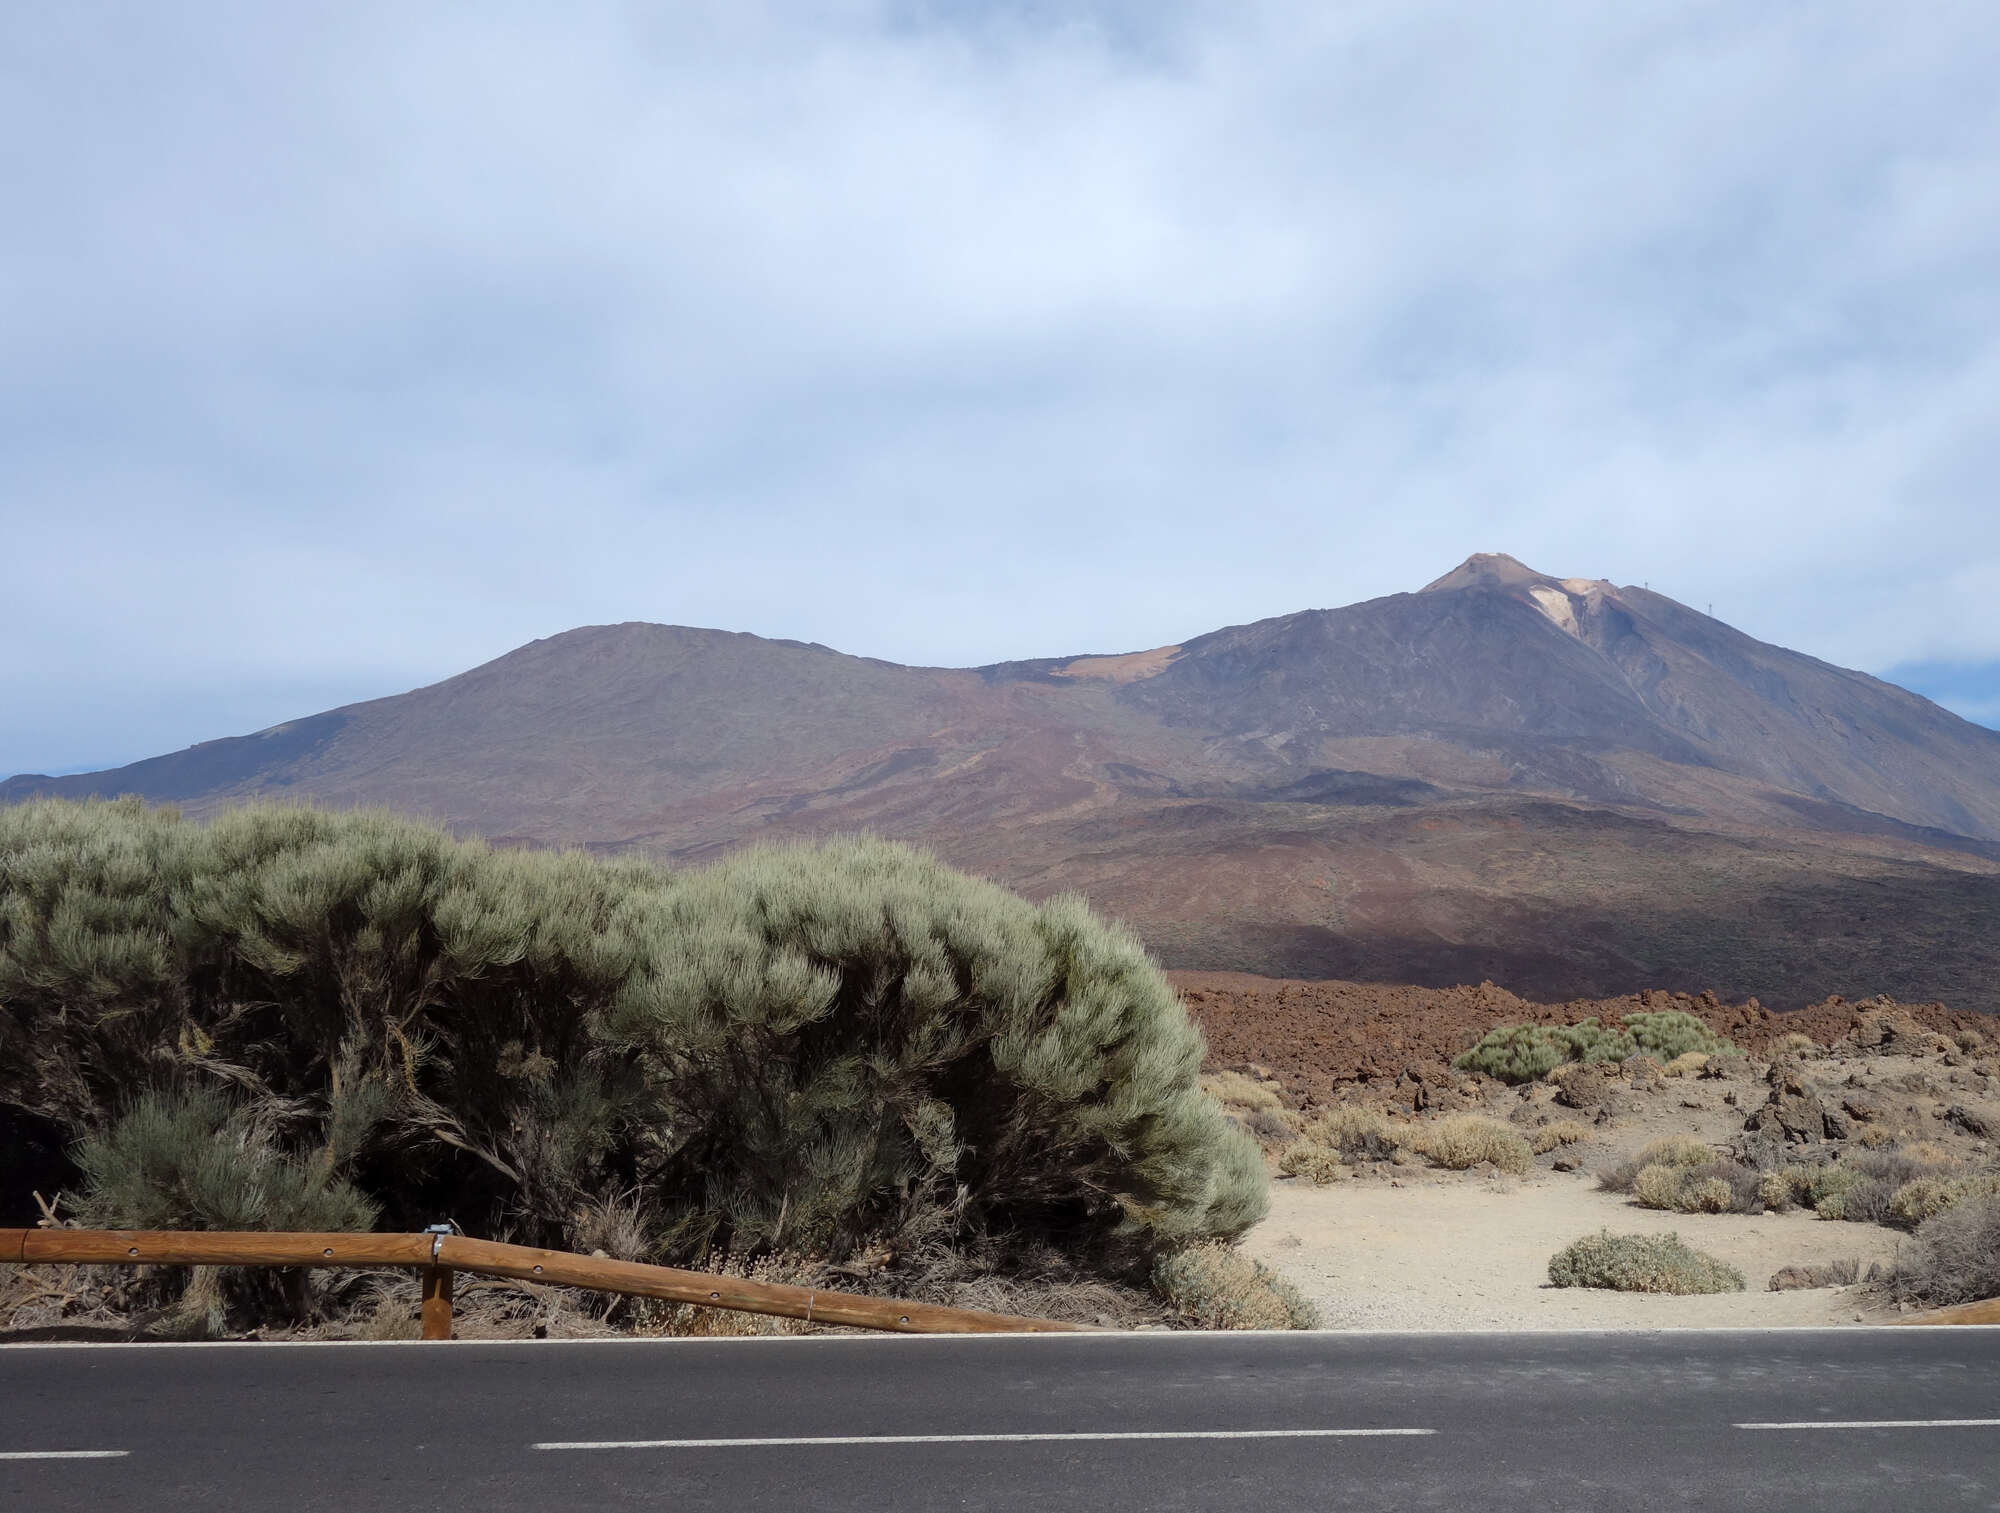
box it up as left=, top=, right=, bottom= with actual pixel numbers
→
left=421, top=1267, right=454, bottom=1340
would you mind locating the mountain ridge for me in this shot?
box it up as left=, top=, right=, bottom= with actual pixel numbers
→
left=10, top=554, right=2000, bottom=1010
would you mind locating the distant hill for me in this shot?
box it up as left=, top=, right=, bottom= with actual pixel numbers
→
left=12, top=554, right=2000, bottom=1010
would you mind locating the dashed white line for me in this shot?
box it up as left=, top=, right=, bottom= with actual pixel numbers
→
left=0, top=1450, right=129, bottom=1460
left=536, top=1428, right=1435, bottom=1450
left=1736, top=1420, right=2000, bottom=1431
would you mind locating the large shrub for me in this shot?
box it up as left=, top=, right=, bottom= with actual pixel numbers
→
left=0, top=799, right=1263, bottom=1279
left=1455, top=1012, right=1734, bottom=1084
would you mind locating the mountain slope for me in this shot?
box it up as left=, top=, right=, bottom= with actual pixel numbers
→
left=10, top=555, right=2000, bottom=1009
left=1115, top=553, right=2000, bottom=840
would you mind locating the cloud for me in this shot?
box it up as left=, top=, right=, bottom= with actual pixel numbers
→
left=4, top=0, right=1998, bottom=773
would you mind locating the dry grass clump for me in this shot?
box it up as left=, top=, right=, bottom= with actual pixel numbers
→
left=1888, top=1171, right=2000, bottom=1229
left=1531, top=1120, right=1593, bottom=1155
left=1775, top=1032, right=1820, bottom=1057
left=1892, top=1194, right=2000, bottom=1308
left=1272, top=1104, right=1424, bottom=1185
left=1955, top=1028, right=1988, bottom=1054
left=1758, top=1167, right=1812, bottom=1211
left=1890, top=1178, right=1964, bottom=1227
left=1410, top=1116, right=1533, bottom=1175
left=1276, top=1104, right=1411, bottom=1182
left=1548, top=1231, right=1745, bottom=1294
left=1635, top=1135, right=1715, bottom=1168
left=1767, top=1257, right=1872, bottom=1291
left=1151, top=1244, right=1320, bottom=1330
left=1277, top=1143, right=1344, bottom=1185
left=1308, top=1105, right=1407, bottom=1160
left=1662, top=1052, right=1710, bottom=1078
left=1599, top=1136, right=1720, bottom=1198
left=1631, top=1160, right=1757, bottom=1215
left=1202, top=1070, right=1285, bottom=1113
left=1746, top=1144, right=1988, bottom=1230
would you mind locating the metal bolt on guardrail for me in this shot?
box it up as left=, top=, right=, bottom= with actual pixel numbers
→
left=0, top=1227, right=1089, bottom=1339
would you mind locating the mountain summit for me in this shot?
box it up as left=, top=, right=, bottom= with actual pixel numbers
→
left=10, top=559, right=2000, bottom=1008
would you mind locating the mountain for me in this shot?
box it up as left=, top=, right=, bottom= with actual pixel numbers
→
left=11, top=554, right=2000, bottom=1010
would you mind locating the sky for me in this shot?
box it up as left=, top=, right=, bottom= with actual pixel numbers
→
left=5, top=1, right=1999, bottom=779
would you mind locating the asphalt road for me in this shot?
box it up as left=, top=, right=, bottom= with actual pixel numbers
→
left=3, top=1329, right=1998, bottom=1512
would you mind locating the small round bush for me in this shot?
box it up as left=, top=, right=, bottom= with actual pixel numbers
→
left=1680, top=1177, right=1736, bottom=1215
left=1151, top=1244, right=1321, bottom=1329
left=1631, top=1164, right=1686, bottom=1211
left=1758, top=1167, right=1811, bottom=1212
left=1548, top=1230, right=1745, bottom=1294
left=1891, top=1178, right=1962, bottom=1228
left=1278, top=1143, right=1343, bottom=1185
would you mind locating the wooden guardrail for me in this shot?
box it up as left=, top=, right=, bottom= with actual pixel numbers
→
left=0, top=1228, right=1089, bottom=1339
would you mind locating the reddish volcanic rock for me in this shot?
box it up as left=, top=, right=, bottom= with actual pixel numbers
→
left=1171, top=972, right=1992, bottom=1108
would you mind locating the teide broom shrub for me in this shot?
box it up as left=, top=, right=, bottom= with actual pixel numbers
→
left=0, top=800, right=1263, bottom=1289
left=597, top=837, right=1267, bottom=1260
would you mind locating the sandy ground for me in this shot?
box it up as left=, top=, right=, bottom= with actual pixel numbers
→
left=1245, top=1169, right=1910, bottom=1330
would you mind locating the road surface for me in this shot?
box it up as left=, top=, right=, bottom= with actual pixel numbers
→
left=3, top=1328, right=1997, bottom=1511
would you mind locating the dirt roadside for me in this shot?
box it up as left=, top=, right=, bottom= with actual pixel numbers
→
left=1195, top=974, right=1997, bottom=1329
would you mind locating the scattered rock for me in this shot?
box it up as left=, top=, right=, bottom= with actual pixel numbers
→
left=1556, top=1064, right=1617, bottom=1111
left=1745, top=1059, right=1828, bottom=1144
left=1944, top=1104, right=1993, bottom=1137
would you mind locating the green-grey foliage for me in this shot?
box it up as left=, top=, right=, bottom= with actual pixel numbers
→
left=1547, top=1230, right=1745, bottom=1294
left=1620, top=1011, right=1734, bottom=1064
left=0, top=799, right=1263, bottom=1286
left=73, top=1088, right=378, bottom=1234
left=1455, top=1012, right=1735, bottom=1084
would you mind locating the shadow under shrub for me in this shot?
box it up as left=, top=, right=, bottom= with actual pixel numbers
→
left=1, top=800, right=1265, bottom=1321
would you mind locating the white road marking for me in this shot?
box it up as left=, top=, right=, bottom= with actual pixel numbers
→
left=536, top=1429, right=1434, bottom=1450
left=0, top=1450, right=129, bottom=1460
left=1736, top=1420, right=2000, bottom=1431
